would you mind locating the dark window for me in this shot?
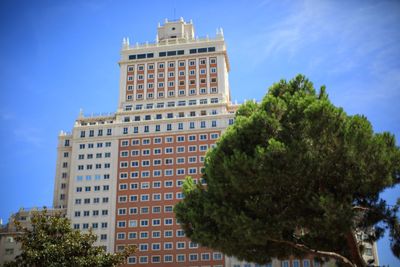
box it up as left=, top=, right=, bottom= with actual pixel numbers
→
left=198, top=48, right=207, bottom=53
left=137, top=54, right=146, bottom=59
left=189, top=49, right=197, bottom=54
left=167, top=51, right=176, bottom=56
left=147, top=53, right=154, bottom=58
left=208, top=47, right=216, bottom=52
left=177, top=50, right=184, bottom=55
left=128, top=55, right=136, bottom=60
left=159, top=52, right=166, bottom=57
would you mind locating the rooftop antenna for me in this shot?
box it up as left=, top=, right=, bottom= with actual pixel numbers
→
left=173, top=0, right=176, bottom=20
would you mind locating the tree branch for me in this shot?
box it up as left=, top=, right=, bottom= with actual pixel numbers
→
left=352, top=206, right=369, bottom=211
left=268, top=238, right=356, bottom=267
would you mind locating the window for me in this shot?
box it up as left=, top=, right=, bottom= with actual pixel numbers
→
left=201, top=253, right=210, bottom=261
left=139, top=256, right=148, bottom=264
left=189, top=254, right=198, bottom=261
left=128, top=232, right=137, bottom=239
left=131, top=160, right=139, bottom=167
left=152, top=219, right=161, bottom=226
left=118, top=208, right=127, bottom=215
left=152, top=231, right=161, bottom=238
left=213, top=252, right=223, bottom=260
left=164, top=218, right=173, bottom=225
left=164, top=255, right=173, bottom=262
left=200, top=144, right=208, bottom=151
left=176, top=242, right=185, bottom=249
left=140, top=232, right=148, bottom=239
left=130, top=183, right=138, bottom=190
left=140, top=219, right=149, bottom=227
left=177, top=254, right=185, bottom=262
left=117, top=232, right=126, bottom=240
left=164, top=242, right=173, bottom=250
left=152, top=205, right=161, bottom=212
left=164, top=205, right=173, bottom=212
left=189, top=241, right=198, bottom=248
left=127, top=256, right=136, bottom=264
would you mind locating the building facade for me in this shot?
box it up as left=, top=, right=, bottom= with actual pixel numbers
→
left=49, top=18, right=379, bottom=267
left=0, top=208, right=66, bottom=266
left=52, top=18, right=238, bottom=266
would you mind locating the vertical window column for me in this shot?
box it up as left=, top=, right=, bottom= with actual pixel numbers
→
left=144, top=62, right=148, bottom=100
left=133, top=64, right=138, bottom=101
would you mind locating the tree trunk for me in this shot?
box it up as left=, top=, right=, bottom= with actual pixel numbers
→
left=345, top=231, right=367, bottom=267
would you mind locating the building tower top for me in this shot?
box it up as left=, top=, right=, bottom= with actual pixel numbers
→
left=157, top=17, right=194, bottom=43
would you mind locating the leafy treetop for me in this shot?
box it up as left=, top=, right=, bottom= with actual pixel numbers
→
left=3, top=208, right=136, bottom=267
left=175, top=75, right=400, bottom=267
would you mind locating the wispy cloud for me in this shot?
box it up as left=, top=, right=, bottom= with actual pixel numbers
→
left=239, top=0, right=400, bottom=76
left=0, top=112, right=14, bottom=121
left=13, top=127, right=44, bottom=148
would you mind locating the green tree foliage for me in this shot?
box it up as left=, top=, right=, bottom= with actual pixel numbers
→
left=175, top=75, right=400, bottom=267
left=3, top=209, right=135, bottom=267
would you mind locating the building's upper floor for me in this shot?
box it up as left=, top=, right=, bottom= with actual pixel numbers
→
left=118, top=18, right=231, bottom=111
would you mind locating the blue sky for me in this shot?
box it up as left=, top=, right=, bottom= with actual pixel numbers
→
left=0, top=0, right=399, bottom=265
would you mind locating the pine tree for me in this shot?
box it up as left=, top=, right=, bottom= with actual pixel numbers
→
left=175, top=75, right=400, bottom=267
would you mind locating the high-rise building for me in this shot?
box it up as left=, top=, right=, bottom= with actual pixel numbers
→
left=49, top=18, right=379, bottom=267
left=52, top=18, right=238, bottom=266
